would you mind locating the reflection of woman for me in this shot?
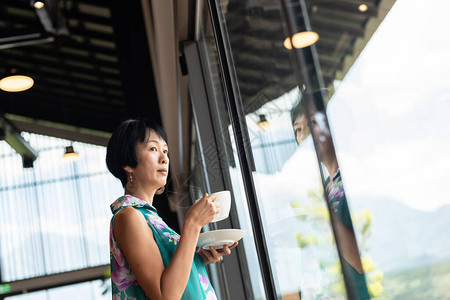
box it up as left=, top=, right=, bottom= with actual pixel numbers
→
left=106, top=119, right=236, bottom=300
left=291, top=100, right=370, bottom=299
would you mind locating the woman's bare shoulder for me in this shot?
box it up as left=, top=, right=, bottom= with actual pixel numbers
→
left=115, top=206, right=142, bottom=218
left=114, top=207, right=149, bottom=241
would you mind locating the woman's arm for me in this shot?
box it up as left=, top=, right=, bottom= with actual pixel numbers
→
left=332, top=215, right=364, bottom=274
left=114, top=194, right=218, bottom=300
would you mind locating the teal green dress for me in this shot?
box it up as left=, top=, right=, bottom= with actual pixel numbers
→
left=326, top=169, right=370, bottom=300
left=109, top=195, right=217, bottom=300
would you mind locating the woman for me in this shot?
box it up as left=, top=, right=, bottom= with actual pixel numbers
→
left=106, top=118, right=237, bottom=300
left=291, top=96, right=370, bottom=299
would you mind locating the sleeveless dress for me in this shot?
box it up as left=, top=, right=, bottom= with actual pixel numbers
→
left=109, top=195, right=217, bottom=300
left=327, top=169, right=371, bottom=299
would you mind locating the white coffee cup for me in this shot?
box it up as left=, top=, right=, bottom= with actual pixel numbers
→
left=212, top=190, right=231, bottom=222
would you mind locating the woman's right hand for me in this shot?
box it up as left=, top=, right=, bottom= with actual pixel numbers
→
left=185, top=193, right=219, bottom=228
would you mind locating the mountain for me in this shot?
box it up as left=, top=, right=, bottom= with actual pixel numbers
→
left=349, top=195, right=450, bottom=273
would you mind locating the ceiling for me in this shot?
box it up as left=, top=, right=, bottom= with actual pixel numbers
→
left=0, top=0, right=160, bottom=143
left=0, top=0, right=394, bottom=142
left=221, top=0, right=394, bottom=113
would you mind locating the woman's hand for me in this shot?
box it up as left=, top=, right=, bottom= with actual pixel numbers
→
left=197, top=242, right=238, bottom=264
left=185, top=193, right=220, bottom=229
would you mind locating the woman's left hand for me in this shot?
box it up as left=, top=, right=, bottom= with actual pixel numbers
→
left=197, top=242, right=238, bottom=264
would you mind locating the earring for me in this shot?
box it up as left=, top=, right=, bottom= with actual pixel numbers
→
left=155, top=186, right=165, bottom=195
left=130, top=173, right=133, bottom=184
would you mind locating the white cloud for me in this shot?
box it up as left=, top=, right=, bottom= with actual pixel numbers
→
left=327, top=0, right=450, bottom=212
left=337, top=137, right=450, bottom=211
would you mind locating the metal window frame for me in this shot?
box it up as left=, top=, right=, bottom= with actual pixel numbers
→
left=203, top=1, right=279, bottom=299
left=0, top=264, right=109, bottom=298
left=183, top=40, right=249, bottom=300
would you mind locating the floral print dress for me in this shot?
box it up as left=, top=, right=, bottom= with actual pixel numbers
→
left=326, top=169, right=370, bottom=299
left=326, top=169, right=353, bottom=230
left=109, top=195, right=217, bottom=300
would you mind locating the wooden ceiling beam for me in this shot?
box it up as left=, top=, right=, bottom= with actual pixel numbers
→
left=2, top=96, right=124, bottom=133
left=1, top=50, right=121, bottom=83
left=68, top=27, right=115, bottom=43
left=5, top=87, right=125, bottom=114
left=65, top=10, right=112, bottom=27
left=12, top=43, right=120, bottom=69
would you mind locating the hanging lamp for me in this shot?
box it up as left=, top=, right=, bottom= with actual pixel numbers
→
left=0, top=69, right=34, bottom=92
left=284, top=31, right=319, bottom=50
left=63, top=145, right=80, bottom=161
left=32, top=0, right=45, bottom=9
left=257, top=114, right=270, bottom=129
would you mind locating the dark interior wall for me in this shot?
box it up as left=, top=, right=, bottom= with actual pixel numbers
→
left=110, top=0, right=179, bottom=232
left=110, top=0, right=161, bottom=125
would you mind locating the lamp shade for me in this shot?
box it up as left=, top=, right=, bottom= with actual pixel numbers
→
left=0, top=69, right=34, bottom=92
left=63, top=146, right=80, bottom=161
left=32, top=0, right=45, bottom=9
left=257, top=114, right=270, bottom=129
left=284, top=31, right=319, bottom=49
left=359, top=4, right=368, bottom=12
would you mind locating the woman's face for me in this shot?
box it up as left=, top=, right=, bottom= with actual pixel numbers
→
left=131, top=129, right=169, bottom=191
left=294, top=112, right=334, bottom=159
left=293, top=114, right=310, bottom=144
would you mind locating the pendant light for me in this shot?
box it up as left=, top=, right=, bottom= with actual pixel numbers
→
left=257, top=114, right=270, bottom=129
left=0, top=69, right=34, bottom=92
left=63, top=145, right=80, bottom=161
left=359, top=4, right=368, bottom=12
left=32, top=0, right=45, bottom=9
left=284, top=31, right=319, bottom=50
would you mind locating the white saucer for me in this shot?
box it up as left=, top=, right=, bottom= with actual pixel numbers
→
left=197, top=229, right=245, bottom=250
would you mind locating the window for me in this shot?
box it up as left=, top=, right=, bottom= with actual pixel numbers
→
left=0, top=132, right=122, bottom=298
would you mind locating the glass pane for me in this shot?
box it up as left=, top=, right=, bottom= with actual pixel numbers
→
left=194, top=2, right=267, bottom=299
left=214, top=0, right=349, bottom=298
left=326, top=0, right=450, bottom=298
left=0, top=133, right=122, bottom=281
left=280, top=1, right=371, bottom=296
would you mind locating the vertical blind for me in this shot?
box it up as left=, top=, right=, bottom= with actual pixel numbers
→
left=0, top=132, right=123, bottom=282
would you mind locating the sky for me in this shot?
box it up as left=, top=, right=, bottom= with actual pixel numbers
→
left=327, top=0, right=450, bottom=211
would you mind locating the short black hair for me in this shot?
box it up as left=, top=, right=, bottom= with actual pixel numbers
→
left=290, top=100, right=305, bottom=126
left=106, top=118, right=168, bottom=187
left=290, top=89, right=327, bottom=126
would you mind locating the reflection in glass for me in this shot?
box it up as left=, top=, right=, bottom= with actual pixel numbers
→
left=214, top=0, right=349, bottom=298
left=291, top=91, right=370, bottom=299
left=245, top=88, right=347, bottom=299
left=207, top=0, right=450, bottom=298
left=324, top=0, right=450, bottom=298
left=279, top=0, right=371, bottom=296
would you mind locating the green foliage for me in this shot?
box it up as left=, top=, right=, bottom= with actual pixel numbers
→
left=382, top=261, right=450, bottom=300
left=291, top=185, right=385, bottom=298
left=295, top=232, right=318, bottom=248
left=353, top=210, right=384, bottom=298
